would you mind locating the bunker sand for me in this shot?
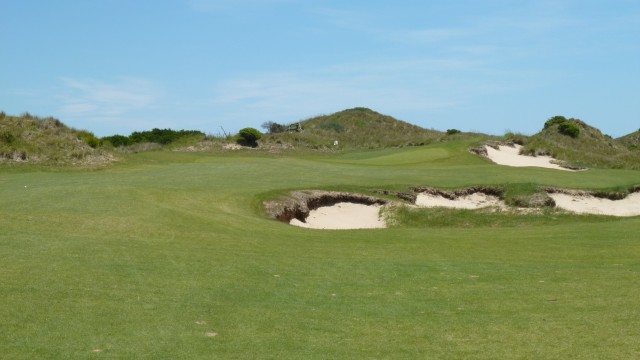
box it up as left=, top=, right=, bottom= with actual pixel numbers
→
left=485, top=144, right=575, bottom=171
left=549, top=192, right=640, bottom=217
left=415, top=192, right=505, bottom=209
left=290, top=202, right=385, bottom=229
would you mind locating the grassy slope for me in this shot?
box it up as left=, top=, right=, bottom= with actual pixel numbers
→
left=0, top=113, right=114, bottom=166
left=2, top=141, right=640, bottom=358
left=522, top=119, right=640, bottom=170
left=617, top=129, right=640, bottom=151
left=262, top=108, right=444, bottom=150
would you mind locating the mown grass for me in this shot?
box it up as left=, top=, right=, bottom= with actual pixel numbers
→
left=1, top=140, right=640, bottom=358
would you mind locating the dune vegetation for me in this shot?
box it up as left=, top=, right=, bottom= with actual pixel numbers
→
left=518, top=116, right=640, bottom=170
left=0, top=112, right=114, bottom=167
left=1, top=110, right=640, bottom=358
left=261, top=107, right=448, bottom=150
left=617, top=129, right=640, bottom=151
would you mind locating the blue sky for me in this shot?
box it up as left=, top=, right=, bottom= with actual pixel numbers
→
left=2, top=0, right=639, bottom=137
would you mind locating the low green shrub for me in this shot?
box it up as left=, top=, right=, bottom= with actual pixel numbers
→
left=558, top=122, right=580, bottom=138
left=446, top=129, right=461, bottom=135
left=102, top=134, right=131, bottom=147
left=0, top=132, right=16, bottom=144
left=544, top=115, right=567, bottom=128
left=74, top=130, right=102, bottom=148
left=238, top=127, right=262, bottom=146
left=102, top=128, right=205, bottom=147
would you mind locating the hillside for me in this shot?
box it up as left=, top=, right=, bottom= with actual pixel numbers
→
left=261, top=107, right=443, bottom=150
left=520, top=116, right=640, bottom=170
left=0, top=112, right=115, bottom=166
left=617, top=129, right=640, bottom=151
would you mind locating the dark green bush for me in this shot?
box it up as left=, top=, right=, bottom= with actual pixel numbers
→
left=74, top=130, right=102, bottom=148
left=103, top=128, right=204, bottom=147
left=261, top=121, right=286, bottom=134
left=238, top=127, right=262, bottom=146
left=558, top=122, right=580, bottom=138
left=102, top=134, right=131, bottom=147
left=544, top=115, right=567, bottom=129
left=0, top=131, right=16, bottom=144
left=446, top=129, right=461, bottom=135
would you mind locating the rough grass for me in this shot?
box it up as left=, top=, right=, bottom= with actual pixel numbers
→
left=617, top=129, right=640, bottom=151
left=1, top=139, right=640, bottom=358
left=261, top=108, right=443, bottom=150
left=0, top=112, right=115, bottom=167
left=386, top=205, right=620, bottom=228
left=521, top=119, right=640, bottom=170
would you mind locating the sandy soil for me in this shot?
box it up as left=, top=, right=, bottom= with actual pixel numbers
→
left=485, top=144, right=575, bottom=171
left=289, top=202, right=386, bottom=229
left=549, top=192, right=640, bottom=217
left=415, top=193, right=506, bottom=209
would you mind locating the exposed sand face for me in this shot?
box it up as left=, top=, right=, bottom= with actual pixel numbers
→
left=549, top=192, right=640, bottom=217
left=415, top=192, right=505, bottom=209
left=485, top=144, right=575, bottom=171
left=289, top=202, right=386, bottom=229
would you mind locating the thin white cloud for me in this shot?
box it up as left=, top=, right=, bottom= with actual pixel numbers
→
left=209, top=62, right=466, bottom=128
left=55, top=77, right=163, bottom=133
left=189, top=0, right=296, bottom=12
left=392, top=28, right=469, bottom=44
left=58, top=77, right=160, bottom=117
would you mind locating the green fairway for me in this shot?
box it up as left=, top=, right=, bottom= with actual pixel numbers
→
left=2, top=141, right=640, bottom=358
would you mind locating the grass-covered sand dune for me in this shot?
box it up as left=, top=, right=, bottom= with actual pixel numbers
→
left=0, top=112, right=115, bottom=167
left=261, top=107, right=446, bottom=150
left=2, top=134, right=640, bottom=358
left=617, top=129, right=640, bottom=151
left=519, top=117, right=640, bottom=170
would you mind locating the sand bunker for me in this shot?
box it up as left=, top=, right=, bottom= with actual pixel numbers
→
left=485, top=144, right=575, bottom=171
left=549, top=192, right=640, bottom=217
left=415, top=192, right=505, bottom=209
left=264, top=190, right=387, bottom=230
left=289, top=202, right=386, bottom=229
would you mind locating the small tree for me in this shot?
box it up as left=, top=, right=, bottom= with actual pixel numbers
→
left=238, top=127, right=262, bottom=146
left=261, top=121, right=286, bottom=134
left=446, top=129, right=461, bottom=135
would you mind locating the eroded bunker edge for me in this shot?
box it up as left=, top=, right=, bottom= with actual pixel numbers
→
left=264, top=185, right=640, bottom=224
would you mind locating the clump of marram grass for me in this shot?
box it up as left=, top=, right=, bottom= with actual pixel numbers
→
left=503, top=131, right=528, bottom=145
left=502, top=183, right=555, bottom=208
left=508, top=192, right=555, bottom=208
